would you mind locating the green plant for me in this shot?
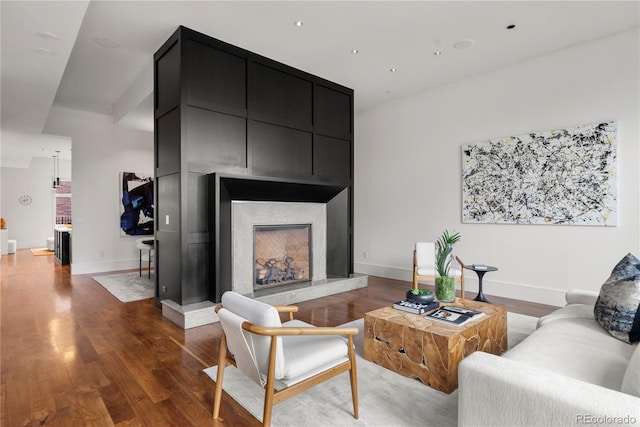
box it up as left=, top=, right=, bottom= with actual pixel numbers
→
left=435, top=230, right=461, bottom=278
left=409, top=288, right=432, bottom=296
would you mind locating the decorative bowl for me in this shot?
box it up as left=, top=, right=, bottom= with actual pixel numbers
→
left=406, top=290, right=435, bottom=304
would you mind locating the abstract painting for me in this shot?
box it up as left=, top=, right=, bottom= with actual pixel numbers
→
left=120, top=172, right=154, bottom=236
left=462, top=121, right=617, bottom=226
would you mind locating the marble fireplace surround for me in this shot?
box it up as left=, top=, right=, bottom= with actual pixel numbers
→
left=232, top=201, right=327, bottom=295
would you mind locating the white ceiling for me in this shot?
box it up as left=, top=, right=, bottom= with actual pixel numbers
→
left=1, top=1, right=639, bottom=168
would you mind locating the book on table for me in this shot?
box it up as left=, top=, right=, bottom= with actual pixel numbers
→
left=440, top=305, right=485, bottom=319
left=393, top=300, right=440, bottom=314
left=426, top=305, right=485, bottom=326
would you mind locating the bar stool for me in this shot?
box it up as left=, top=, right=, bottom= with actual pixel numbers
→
left=136, top=238, right=154, bottom=279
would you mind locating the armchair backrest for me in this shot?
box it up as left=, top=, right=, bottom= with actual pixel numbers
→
left=415, top=242, right=436, bottom=267
left=219, top=291, right=286, bottom=384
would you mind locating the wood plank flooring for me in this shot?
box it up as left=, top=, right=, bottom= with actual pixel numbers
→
left=1, top=249, right=558, bottom=426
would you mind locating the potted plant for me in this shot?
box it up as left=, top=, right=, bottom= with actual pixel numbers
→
left=435, top=230, right=461, bottom=302
left=406, top=287, right=434, bottom=304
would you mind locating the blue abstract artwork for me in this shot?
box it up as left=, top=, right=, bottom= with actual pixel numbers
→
left=120, top=172, right=154, bottom=235
left=462, top=121, right=617, bottom=226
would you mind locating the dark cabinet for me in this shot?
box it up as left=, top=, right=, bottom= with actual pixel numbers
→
left=154, top=26, right=354, bottom=306
left=54, top=228, right=71, bottom=265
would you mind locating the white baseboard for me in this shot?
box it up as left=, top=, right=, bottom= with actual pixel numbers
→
left=354, top=262, right=565, bottom=307
left=71, top=258, right=140, bottom=275
left=354, top=262, right=412, bottom=282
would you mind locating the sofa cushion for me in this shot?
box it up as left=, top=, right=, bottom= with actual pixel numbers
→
left=594, top=253, right=640, bottom=344
left=504, top=315, right=635, bottom=391
left=621, top=344, right=640, bottom=397
left=537, top=303, right=594, bottom=329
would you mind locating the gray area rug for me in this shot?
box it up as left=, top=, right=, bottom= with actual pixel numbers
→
left=204, top=312, right=538, bottom=426
left=92, top=271, right=155, bottom=302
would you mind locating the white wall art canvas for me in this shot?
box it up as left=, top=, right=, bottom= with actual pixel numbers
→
left=462, top=121, right=617, bottom=226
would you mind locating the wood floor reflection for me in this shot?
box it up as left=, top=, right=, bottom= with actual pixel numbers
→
left=1, top=249, right=557, bottom=426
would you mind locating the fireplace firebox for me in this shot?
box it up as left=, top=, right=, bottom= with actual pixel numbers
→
left=254, top=224, right=311, bottom=290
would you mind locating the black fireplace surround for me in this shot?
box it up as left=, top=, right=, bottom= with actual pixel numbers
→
left=212, top=175, right=351, bottom=302
left=154, top=26, right=354, bottom=307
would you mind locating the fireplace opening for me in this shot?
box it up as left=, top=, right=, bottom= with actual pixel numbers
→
left=254, top=224, right=311, bottom=290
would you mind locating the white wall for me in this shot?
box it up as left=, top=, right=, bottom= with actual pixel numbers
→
left=354, top=29, right=640, bottom=306
left=44, top=107, right=153, bottom=274
left=1, top=156, right=71, bottom=248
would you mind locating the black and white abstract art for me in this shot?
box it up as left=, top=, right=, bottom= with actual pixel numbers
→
left=462, top=121, right=617, bottom=226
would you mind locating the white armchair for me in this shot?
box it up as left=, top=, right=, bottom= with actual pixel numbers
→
left=413, top=242, right=465, bottom=298
left=213, top=291, right=359, bottom=426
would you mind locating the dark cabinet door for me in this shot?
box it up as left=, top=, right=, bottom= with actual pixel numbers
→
left=249, top=60, right=313, bottom=130
left=185, top=37, right=247, bottom=112
left=315, top=84, right=353, bottom=140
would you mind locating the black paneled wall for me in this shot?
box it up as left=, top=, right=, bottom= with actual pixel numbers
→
left=154, top=26, right=354, bottom=305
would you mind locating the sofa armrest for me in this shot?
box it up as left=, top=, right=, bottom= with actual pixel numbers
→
left=458, top=352, right=640, bottom=427
left=565, top=288, right=599, bottom=306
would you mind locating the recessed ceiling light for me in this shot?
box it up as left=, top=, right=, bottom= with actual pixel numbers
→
left=93, top=37, right=120, bottom=48
left=38, top=31, right=59, bottom=40
left=351, top=49, right=359, bottom=54
left=453, top=39, right=474, bottom=50
left=35, top=47, right=53, bottom=55
left=434, top=51, right=443, bottom=56
left=506, top=24, right=516, bottom=30
left=390, top=68, right=397, bottom=72
left=294, top=20, right=304, bottom=27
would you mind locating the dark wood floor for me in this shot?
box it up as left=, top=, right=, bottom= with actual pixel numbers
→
left=1, top=249, right=558, bottom=426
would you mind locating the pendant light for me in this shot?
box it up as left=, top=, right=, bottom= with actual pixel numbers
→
left=52, top=151, right=60, bottom=188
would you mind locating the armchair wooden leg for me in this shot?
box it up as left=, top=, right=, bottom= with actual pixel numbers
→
left=348, top=335, right=359, bottom=419
left=457, top=256, right=466, bottom=300
left=412, top=250, right=419, bottom=290
left=262, top=337, right=279, bottom=427
left=213, top=334, right=227, bottom=419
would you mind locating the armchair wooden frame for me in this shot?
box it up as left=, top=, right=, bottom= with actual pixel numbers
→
left=213, top=304, right=359, bottom=427
left=413, top=250, right=466, bottom=299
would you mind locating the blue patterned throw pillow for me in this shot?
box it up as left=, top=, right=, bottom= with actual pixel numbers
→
left=594, top=253, right=640, bottom=344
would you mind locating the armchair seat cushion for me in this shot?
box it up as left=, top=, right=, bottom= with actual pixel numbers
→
left=279, top=319, right=349, bottom=386
left=416, top=267, right=462, bottom=277
left=416, top=267, right=436, bottom=276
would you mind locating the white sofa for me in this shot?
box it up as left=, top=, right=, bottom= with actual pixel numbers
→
left=458, top=289, right=640, bottom=427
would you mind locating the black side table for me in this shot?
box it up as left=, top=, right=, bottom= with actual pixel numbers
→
left=464, top=265, right=498, bottom=303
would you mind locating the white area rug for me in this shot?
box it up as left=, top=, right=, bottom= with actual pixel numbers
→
left=204, top=312, right=538, bottom=426
left=92, top=271, right=155, bottom=302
